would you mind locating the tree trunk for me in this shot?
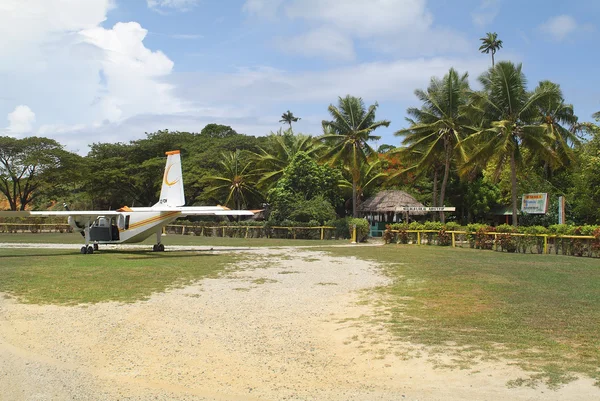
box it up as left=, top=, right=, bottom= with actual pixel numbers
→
left=439, top=138, right=451, bottom=224
left=352, top=180, right=357, bottom=218
left=491, top=51, right=495, bottom=67
left=432, top=168, right=438, bottom=221
left=510, top=150, right=518, bottom=227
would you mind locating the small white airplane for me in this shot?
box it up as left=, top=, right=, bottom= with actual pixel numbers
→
left=0, top=150, right=254, bottom=254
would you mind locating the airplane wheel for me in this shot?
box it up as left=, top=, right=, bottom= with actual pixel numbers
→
left=93, top=243, right=99, bottom=251
left=87, top=246, right=94, bottom=254
left=158, top=244, right=165, bottom=252
left=152, top=244, right=158, bottom=252
left=80, top=246, right=87, bottom=254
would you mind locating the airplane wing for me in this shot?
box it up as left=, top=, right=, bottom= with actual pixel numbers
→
left=149, top=206, right=255, bottom=217
left=0, top=210, right=121, bottom=218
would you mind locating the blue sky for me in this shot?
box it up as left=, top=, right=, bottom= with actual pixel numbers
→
left=1, top=0, right=598, bottom=153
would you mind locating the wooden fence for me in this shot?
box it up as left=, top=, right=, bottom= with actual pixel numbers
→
left=385, top=229, right=600, bottom=258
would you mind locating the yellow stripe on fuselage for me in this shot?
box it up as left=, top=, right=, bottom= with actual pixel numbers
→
left=122, top=211, right=181, bottom=232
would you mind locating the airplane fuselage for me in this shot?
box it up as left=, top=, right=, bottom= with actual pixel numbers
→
left=88, top=209, right=183, bottom=244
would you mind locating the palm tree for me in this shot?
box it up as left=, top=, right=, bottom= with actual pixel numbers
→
left=250, top=129, right=321, bottom=190
left=204, top=149, right=262, bottom=211
left=279, top=110, right=301, bottom=129
left=321, top=95, right=390, bottom=217
left=593, top=111, right=600, bottom=120
left=339, top=158, right=387, bottom=212
left=462, top=61, right=563, bottom=226
left=479, top=32, right=503, bottom=67
left=535, top=81, right=580, bottom=176
left=394, top=68, right=470, bottom=222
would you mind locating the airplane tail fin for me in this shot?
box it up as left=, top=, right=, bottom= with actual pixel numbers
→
left=157, top=150, right=186, bottom=207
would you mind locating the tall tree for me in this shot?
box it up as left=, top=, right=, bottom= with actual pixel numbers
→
left=395, top=68, right=470, bottom=222
left=250, top=129, right=321, bottom=190
left=0, top=136, right=79, bottom=211
left=204, top=149, right=262, bottom=210
left=321, top=95, right=390, bottom=217
left=593, top=111, right=600, bottom=120
left=279, top=111, right=301, bottom=129
left=535, top=81, right=580, bottom=176
left=462, top=61, right=563, bottom=226
left=339, top=158, right=387, bottom=212
left=479, top=32, right=503, bottom=67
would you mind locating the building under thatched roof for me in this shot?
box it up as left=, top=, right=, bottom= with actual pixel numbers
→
left=358, top=190, right=426, bottom=224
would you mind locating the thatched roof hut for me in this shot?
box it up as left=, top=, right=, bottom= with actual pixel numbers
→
left=359, top=190, right=426, bottom=223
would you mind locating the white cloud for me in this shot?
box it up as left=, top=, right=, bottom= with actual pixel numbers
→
left=471, top=0, right=500, bottom=27
left=275, top=27, right=355, bottom=61
left=285, top=0, right=433, bottom=37
left=247, top=0, right=470, bottom=58
left=242, top=0, right=285, bottom=18
left=539, top=15, right=578, bottom=41
left=147, top=0, right=199, bottom=12
left=173, top=57, right=489, bottom=106
left=6, top=105, right=36, bottom=135
left=0, top=0, right=186, bottom=150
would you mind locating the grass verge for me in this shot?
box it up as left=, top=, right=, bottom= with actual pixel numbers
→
left=0, top=232, right=347, bottom=247
left=0, top=248, right=241, bottom=305
left=324, top=245, right=600, bottom=388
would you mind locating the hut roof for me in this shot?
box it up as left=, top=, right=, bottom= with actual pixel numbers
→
left=358, top=190, right=426, bottom=214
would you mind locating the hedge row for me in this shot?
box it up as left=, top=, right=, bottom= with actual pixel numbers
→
left=167, top=218, right=370, bottom=241
left=383, top=222, right=600, bottom=258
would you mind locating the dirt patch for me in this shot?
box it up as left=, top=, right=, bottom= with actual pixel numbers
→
left=0, top=247, right=597, bottom=400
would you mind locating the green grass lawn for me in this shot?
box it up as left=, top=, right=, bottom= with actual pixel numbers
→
left=0, top=248, right=241, bottom=305
left=0, top=232, right=347, bottom=247
left=325, top=245, right=600, bottom=388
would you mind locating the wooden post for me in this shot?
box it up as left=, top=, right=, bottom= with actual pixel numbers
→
left=451, top=232, right=456, bottom=248
left=222, top=226, right=225, bottom=237
left=182, top=225, right=186, bottom=236
left=320, top=227, right=324, bottom=240
left=417, top=231, right=421, bottom=245
left=543, top=235, right=548, bottom=254
left=245, top=226, right=249, bottom=238
left=351, top=224, right=357, bottom=244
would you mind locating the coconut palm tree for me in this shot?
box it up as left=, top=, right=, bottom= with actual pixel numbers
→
left=204, top=149, right=262, bottom=211
left=249, top=129, right=321, bottom=190
left=593, top=111, right=600, bottom=120
left=339, top=158, right=387, bottom=212
left=279, top=111, right=301, bottom=129
left=479, top=32, right=503, bottom=67
left=535, top=81, right=580, bottom=176
left=321, top=95, right=390, bottom=217
left=394, top=68, right=470, bottom=222
left=462, top=61, right=562, bottom=226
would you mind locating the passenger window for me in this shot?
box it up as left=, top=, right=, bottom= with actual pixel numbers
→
left=125, top=215, right=130, bottom=230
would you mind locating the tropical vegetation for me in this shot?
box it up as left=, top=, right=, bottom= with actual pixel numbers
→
left=1, top=35, right=600, bottom=229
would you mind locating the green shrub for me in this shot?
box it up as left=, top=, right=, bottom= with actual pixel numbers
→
left=347, top=218, right=369, bottom=242
left=444, top=222, right=462, bottom=231
left=548, top=224, right=570, bottom=235
left=389, top=222, right=409, bottom=231
left=423, top=221, right=443, bottom=231
left=327, top=218, right=351, bottom=239
left=496, top=224, right=517, bottom=233
left=408, top=221, right=424, bottom=230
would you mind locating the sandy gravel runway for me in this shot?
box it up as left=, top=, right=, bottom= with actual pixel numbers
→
left=0, top=246, right=597, bottom=400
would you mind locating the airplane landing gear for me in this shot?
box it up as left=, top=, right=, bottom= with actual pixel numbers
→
left=153, top=229, right=165, bottom=252
left=93, top=243, right=99, bottom=252
left=81, top=246, right=94, bottom=254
